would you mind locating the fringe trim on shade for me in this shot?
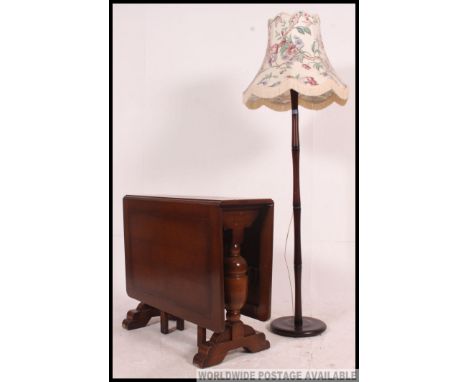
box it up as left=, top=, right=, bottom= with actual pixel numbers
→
left=243, top=78, right=348, bottom=112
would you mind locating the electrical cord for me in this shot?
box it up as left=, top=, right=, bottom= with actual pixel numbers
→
left=283, top=211, right=295, bottom=315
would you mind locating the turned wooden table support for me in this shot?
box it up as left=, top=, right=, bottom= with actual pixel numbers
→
left=122, top=302, right=184, bottom=333
left=193, top=210, right=270, bottom=368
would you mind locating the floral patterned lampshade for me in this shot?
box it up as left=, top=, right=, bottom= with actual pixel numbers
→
left=243, top=11, right=348, bottom=111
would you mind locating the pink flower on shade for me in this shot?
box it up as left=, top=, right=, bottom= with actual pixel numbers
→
left=304, top=76, right=318, bottom=85
left=270, top=43, right=279, bottom=54
left=290, top=13, right=300, bottom=26
left=302, top=64, right=311, bottom=70
left=287, top=44, right=297, bottom=56
left=268, top=53, right=277, bottom=66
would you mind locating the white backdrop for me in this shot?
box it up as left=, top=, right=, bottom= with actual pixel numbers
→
left=113, top=3, right=355, bottom=375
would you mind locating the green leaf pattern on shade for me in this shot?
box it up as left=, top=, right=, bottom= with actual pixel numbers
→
left=296, top=26, right=311, bottom=35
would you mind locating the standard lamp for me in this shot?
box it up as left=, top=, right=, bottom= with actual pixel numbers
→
left=243, top=11, right=349, bottom=337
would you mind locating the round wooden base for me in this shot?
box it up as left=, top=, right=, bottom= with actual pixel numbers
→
left=270, top=316, right=327, bottom=337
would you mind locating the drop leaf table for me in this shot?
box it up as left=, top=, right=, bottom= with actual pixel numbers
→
left=122, top=195, right=274, bottom=368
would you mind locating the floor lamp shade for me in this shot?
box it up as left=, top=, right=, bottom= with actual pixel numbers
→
left=242, top=11, right=348, bottom=111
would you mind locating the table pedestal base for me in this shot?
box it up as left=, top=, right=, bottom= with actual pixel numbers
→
left=193, top=321, right=270, bottom=368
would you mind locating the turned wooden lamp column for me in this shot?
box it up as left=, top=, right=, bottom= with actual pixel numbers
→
left=268, top=89, right=327, bottom=336
left=242, top=11, right=349, bottom=337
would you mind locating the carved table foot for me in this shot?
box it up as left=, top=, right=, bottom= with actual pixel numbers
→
left=193, top=321, right=270, bottom=368
left=122, top=302, right=185, bottom=333
left=122, top=302, right=161, bottom=330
